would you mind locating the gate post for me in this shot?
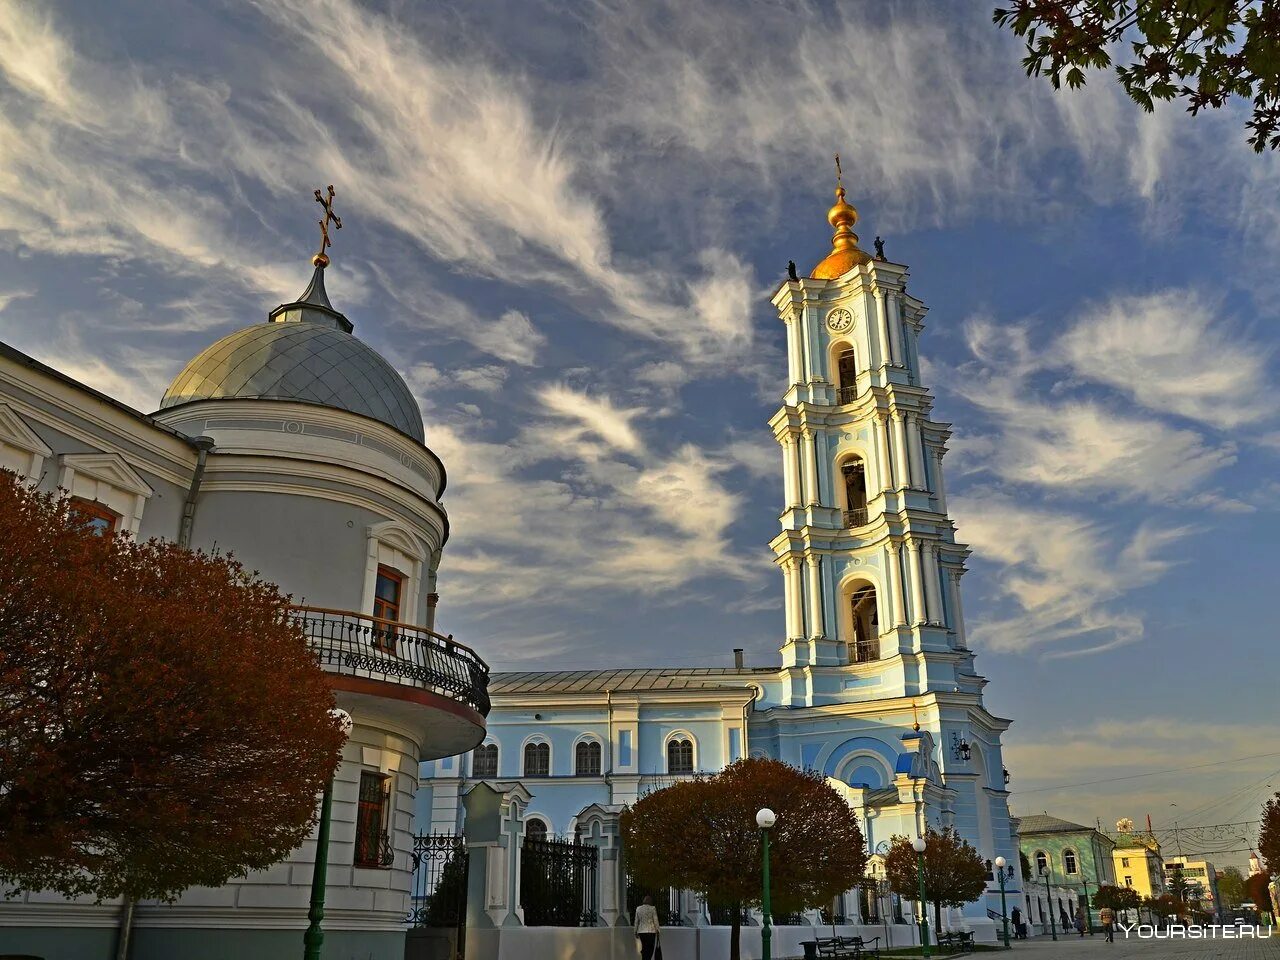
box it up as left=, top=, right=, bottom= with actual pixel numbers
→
left=577, top=804, right=624, bottom=926
left=462, top=782, right=531, bottom=931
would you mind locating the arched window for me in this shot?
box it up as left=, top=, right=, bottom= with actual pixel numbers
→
left=1063, top=849, right=1078, bottom=874
left=473, top=743, right=498, bottom=778
left=667, top=737, right=694, bottom=774
left=575, top=739, right=602, bottom=776
left=842, top=458, right=868, bottom=527
left=525, top=817, right=548, bottom=841
left=523, top=740, right=550, bottom=777
left=848, top=584, right=879, bottom=664
left=837, top=349, right=858, bottom=403
left=1034, top=850, right=1048, bottom=876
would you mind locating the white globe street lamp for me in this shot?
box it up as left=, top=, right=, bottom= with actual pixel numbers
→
left=757, top=808, right=777, bottom=960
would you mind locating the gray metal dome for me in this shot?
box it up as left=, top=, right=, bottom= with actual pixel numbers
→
left=158, top=266, right=424, bottom=442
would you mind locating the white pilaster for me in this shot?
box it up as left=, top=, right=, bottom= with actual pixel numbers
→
left=876, top=413, right=894, bottom=492
left=948, top=569, right=967, bottom=648
left=784, top=559, right=804, bottom=638
left=906, top=540, right=927, bottom=626
left=931, top=446, right=948, bottom=514
left=801, top=428, right=820, bottom=505
left=892, top=412, right=911, bottom=490
left=781, top=435, right=801, bottom=508
left=805, top=554, right=825, bottom=638
left=923, top=542, right=944, bottom=626
left=873, top=287, right=893, bottom=367
left=907, top=414, right=926, bottom=491
left=887, top=542, right=907, bottom=628
left=887, top=291, right=905, bottom=368
left=785, top=314, right=802, bottom=385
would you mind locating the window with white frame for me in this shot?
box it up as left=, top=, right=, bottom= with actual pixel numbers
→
left=667, top=737, right=694, bottom=774
left=57, top=453, right=153, bottom=536
left=362, top=520, right=428, bottom=627
left=1063, top=849, right=1079, bottom=874
left=525, top=817, right=549, bottom=840
left=523, top=740, right=550, bottom=777
left=575, top=739, right=601, bottom=776
left=473, top=743, right=498, bottom=778
left=1035, top=850, right=1048, bottom=875
left=0, top=403, right=51, bottom=482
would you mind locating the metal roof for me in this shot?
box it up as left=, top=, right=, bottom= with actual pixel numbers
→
left=487, top=666, right=778, bottom=695
left=1018, top=814, right=1093, bottom=835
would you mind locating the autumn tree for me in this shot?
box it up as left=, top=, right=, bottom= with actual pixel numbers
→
left=0, top=472, right=347, bottom=903
left=882, top=827, right=989, bottom=936
left=1218, top=865, right=1247, bottom=909
left=993, top=1, right=1280, bottom=151
left=621, top=758, right=867, bottom=960
left=1260, top=791, right=1280, bottom=875
left=1246, top=872, right=1272, bottom=911
left=1093, top=884, right=1141, bottom=913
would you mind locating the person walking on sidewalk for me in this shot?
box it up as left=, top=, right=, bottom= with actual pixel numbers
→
left=635, top=894, right=661, bottom=960
left=1100, top=905, right=1115, bottom=943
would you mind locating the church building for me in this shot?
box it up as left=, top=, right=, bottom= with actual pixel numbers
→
left=420, top=171, right=1027, bottom=934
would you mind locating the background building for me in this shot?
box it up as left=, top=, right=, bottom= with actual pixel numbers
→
left=1017, top=814, right=1116, bottom=930
left=1112, top=826, right=1165, bottom=899
left=0, top=247, right=489, bottom=960
left=1165, top=857, right=1222, bottom=919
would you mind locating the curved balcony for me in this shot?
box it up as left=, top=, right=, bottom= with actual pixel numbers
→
left=292, top=605, right=491, bottom=717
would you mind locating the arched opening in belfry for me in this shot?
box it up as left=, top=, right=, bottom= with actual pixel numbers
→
left=837, top=348, right=858, bottom=403
left=848, top=583, right=879, bottom=664
left=842, top=457, right=868, bottom=527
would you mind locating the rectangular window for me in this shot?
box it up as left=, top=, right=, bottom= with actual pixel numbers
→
left=70, top=497, right=119, bottom=535
left=1121, top=857, right=1130, bottom=867
left=1125, top=876, right=1132, bottom=886
left=372, top=565, right=403, bottom=651
left=354, top=771, right=391, bottom=868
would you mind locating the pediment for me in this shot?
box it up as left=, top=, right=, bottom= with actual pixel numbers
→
left=59, top=452, right=154, bottom=498
left=0, top=403, right=52, bottom=457
left=368, top=518, right=427, bottom=560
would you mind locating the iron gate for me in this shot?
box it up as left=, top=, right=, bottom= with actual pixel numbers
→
left=409, top=833, right=468, bottom=947
left=520, top=835, right=598, bottom=926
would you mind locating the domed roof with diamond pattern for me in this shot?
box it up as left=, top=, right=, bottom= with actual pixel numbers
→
left=158, top=264, right=424, bottom=442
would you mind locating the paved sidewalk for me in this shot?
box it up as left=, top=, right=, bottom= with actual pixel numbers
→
left=986, top=930, right=1280, bottom=959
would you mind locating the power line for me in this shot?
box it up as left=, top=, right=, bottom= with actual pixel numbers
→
left=1014, top=750, right=1280, bottom=795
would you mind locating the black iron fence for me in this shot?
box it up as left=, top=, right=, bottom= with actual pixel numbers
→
left=521, top=835, right=599, bottom=926
left=409, top=833, right=468, bottom=928
left=843, top=506, right=869, bottom=527
left=708, top=902, right=752, bottom=926
left=626, top=874, right=685, bottom=926
left=291, top=606, right=490, bottom=715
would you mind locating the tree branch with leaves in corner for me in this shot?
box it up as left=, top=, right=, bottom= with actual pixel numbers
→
left=994, top=0, right=1280, bottom=151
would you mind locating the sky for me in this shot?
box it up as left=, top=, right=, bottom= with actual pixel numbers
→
left=1, top=0, right=1277, bottom=870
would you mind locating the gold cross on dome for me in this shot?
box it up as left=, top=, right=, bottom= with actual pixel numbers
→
left=313, top=185, right=342, bottom=262
left=835, top=153, right=843, bottom=190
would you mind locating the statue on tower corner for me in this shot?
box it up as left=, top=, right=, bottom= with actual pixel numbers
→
left=874, top=236, right=886, bottom=260
left=787, top=260, right=798, bottom=281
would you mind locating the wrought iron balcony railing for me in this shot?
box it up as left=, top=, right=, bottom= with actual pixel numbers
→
left=837, top=385, right=859, bottom=404
left=843, top=506, right=869, bottom=527
left=292, top=606, right=491, bottom=716
left=355, top=828, right=395, bottom=869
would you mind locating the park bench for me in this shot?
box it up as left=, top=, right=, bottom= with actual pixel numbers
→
left=813, top=935, right=880, bottom=959
left=936, top=930, right=975, bottom=953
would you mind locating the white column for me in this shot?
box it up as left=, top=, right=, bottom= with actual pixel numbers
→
left=781, top=435, right=801, bottom=508
left=892, top=412, right=911, bottom=490
left=907, top=414, right=926, bottom=491
left=887, top=542, right=907, bottom=629
left=874, top=287, right=893, bottom=367
left=875, top=413, right=894, bottom=492
left=948, top=569, right=967, bottom=648
left=906, top=540, right=927, bottom=625
left=932, top=446, right=949, bottom=514
left=924, top=542, right=944, bottom=625
left=785, top=314, right=802, bottom=385
left=805, top=554, right=825, bottom=638
left=801, top=428, right=820, bottom=506
left=887, top=291, right=905, bottom=368
left=784, top=559, right=803, bottom=638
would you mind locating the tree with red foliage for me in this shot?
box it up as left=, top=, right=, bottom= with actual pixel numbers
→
left=622, top=758, right=867, bottom=960
left=0, top=471, right=347, bottom=903
left=1260, top=792, right=1280, bottom=876
left=1246, top=872, right=1271, bottom=912
left=883, top=827, right=989, bottom=936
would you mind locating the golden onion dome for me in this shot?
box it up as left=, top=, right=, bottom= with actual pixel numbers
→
left=811, top=183, right=871, bottom=279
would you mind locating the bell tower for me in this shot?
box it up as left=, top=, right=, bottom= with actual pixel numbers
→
left=769, top=165, right=981, bottom=708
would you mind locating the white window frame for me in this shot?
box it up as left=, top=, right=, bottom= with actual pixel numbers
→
left=573, top=735, right=603, bottom=777
left=472, top=741, right=499, bottom=779
left=362, top=520, right=427, bottom=626
left=0, top=403, right=52, bottom=482
left=57, top=452, right=153, bottom=536
left=664, top=730, right=698, bottom=775
left=521, top=735, right=552, bottom=778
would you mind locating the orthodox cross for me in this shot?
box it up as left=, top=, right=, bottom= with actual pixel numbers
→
left=835, top=153, right=843, bottom=192
left=313, top=185, right=342, bottom=261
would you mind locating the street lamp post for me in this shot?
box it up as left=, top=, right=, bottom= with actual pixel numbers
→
left=757, top=808, right=776, bottom=960
left=303, top=708, right=353, bottom=960
left=994, top=857, right=1011, bottom=949
left=1081, top=876, right=1093, bottom=935
left=912, top=836, right=931, bottom=958
left=1039, top=868, right=1058, bottom=941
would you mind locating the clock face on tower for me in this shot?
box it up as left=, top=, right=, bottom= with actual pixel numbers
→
left=826, top=307, right=855, bottom=333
